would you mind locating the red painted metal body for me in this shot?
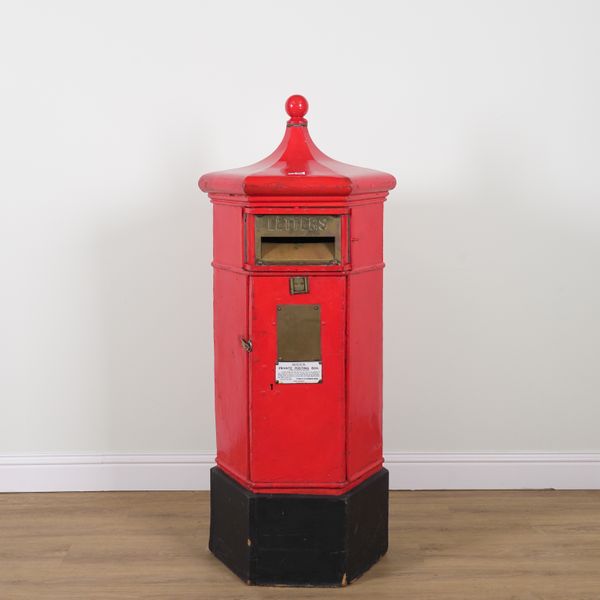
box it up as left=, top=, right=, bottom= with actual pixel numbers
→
left=199, top=96, right=395, bottom=495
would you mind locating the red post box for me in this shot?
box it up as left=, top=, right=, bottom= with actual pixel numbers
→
left=199, top=95, right=396, bottom=586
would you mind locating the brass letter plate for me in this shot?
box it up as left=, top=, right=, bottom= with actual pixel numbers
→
left=255, top=215, right=341, bottom=265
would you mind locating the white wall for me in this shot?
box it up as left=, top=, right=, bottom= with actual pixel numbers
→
left=2, top=1, right=600, bottom=486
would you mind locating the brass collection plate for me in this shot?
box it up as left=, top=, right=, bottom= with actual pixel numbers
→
left=277, top=304, right=321, bottom=362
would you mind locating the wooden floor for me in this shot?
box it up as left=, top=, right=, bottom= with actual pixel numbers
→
left=1, top=491, right=600, bottom=599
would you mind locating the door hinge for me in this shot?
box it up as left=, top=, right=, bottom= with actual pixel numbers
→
left=240, top=337, right=253, bottom=352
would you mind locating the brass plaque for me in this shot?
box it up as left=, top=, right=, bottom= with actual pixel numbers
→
left=255, top=215, right=341, bottom=265
left=277, top=304, right=321, bottom=361
left=289, top=276, right=309, bottom=295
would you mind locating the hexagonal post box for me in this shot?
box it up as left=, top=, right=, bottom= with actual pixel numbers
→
left=198, top=95, right=396, bottom=587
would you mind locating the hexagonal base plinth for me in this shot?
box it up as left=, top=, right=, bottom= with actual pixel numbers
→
left=209, top=467, right=388, bottom=587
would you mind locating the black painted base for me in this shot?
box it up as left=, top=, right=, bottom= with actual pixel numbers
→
left=209, top=467, right=388, bottom=587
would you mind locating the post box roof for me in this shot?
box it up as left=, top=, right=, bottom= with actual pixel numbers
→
left=199, top=95, right=396, bottom=198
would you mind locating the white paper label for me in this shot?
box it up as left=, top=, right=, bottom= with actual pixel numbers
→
left=276, top=361, right=322, bottom=384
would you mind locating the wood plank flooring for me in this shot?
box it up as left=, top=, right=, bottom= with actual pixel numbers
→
left=1, top=490, right=600, bottom=599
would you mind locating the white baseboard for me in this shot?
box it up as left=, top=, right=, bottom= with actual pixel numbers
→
left=0, top=454, right=214, bottom=493
left=386, top=452, right=600, bottom=490
left=1, top=452, right=599, bottom=492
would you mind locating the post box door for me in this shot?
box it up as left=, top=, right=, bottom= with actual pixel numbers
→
left=249, top=275, right=346, bottom=485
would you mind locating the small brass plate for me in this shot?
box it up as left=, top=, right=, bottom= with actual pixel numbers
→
left=277, top=304, right=321, bottom=361
left=289, top=276, right=309, bottom=295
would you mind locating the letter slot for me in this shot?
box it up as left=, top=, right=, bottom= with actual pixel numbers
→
left=255, top=215, right=341, bottom=264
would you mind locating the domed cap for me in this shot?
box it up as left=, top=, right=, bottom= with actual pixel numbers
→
left=199, top=95, right=396, bottom=198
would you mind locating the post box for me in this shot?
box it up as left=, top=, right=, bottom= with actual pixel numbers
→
left=198, top=95, right=396, bottom=587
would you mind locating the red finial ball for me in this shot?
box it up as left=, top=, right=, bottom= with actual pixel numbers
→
left=285, top=95, right=308, bottom=119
